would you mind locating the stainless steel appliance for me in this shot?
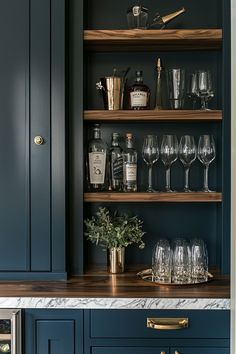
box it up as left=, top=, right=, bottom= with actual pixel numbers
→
left=0, top=310, right=21, bottom=354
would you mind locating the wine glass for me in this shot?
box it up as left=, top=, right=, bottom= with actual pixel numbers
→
left=160, top=135, right=178, bottom=192
left=196, top=70, right=214, bottom=110
left=179, top=135, right=197, bottom=192
left=188, top=73, right=198, bottom=109
left=197, top=135, right=216, bottom=192
left=142, top=135, right=159, bottom=192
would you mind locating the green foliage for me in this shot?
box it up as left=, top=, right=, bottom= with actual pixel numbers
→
left=84, top=207, right=145, bottom=249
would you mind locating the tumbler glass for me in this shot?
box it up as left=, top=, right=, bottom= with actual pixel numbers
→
left=191, top=239, right=208, bottom=283
left=152, top=239, right=172, bottom=283
left=172, top=238, right=192, bottom=284
left=167, top=68, right=185, bottom=109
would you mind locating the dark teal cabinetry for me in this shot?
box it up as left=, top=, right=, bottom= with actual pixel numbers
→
left=0, top=0, right=66, bottom=279
left=24, top=310, right=83, bottom=354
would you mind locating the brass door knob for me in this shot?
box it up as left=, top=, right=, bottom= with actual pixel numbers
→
left=175, top=351, right=181, bottom=354
left=34, top=136, right=44, bottom=145
left=161, top=352, right=167, bottom=354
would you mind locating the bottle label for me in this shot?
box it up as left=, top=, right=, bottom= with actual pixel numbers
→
left=125, top=163, right=137, bottom=182
left=89, top=152, right=106, bottom=184
left=112, top=156, right=123, bottom=180
left=130, top=91, right=148, bottom=107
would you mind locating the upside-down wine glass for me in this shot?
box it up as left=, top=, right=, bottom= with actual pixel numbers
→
left=179, top=135, right=197, bottom=192
left=188, top=73, right=198, bottom=109
left=142, top=135, right=159, bottom=192
left=160, top=135, right=178, bottom=192
left=197, top=135, right=216, bottom=192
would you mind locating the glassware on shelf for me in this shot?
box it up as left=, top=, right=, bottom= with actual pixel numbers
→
left=179, top=135, right=197, bottom=192
left=197, top=135, right=216, bottom=192
left=172, top=238, right=192, bottom=284
left=123, top=133, right=138, bottom=192
left=195, top=70, right=214, bottom=110
left=188, top=73, right=198, bottom=109
left=142, top=135, right=159, bottom=192
left=152, top=239, right=172, bottom=283
left=167, top=68, right=185, bottom=109
left=191, top=238, right=208, bottom=283
left=160, top=135, right=179, bottom=192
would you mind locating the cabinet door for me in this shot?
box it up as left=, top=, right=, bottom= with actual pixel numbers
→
left=0, top=0, right=65, bottom=279
left=92, top=348, right=169, bottom=354
left=171, top=348, right=229, bottom=354
left=24, top=310, right=83, bottom=354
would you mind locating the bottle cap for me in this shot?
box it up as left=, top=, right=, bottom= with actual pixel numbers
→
left=112, top=132, right=120, bottom=138
left=126, top=133, right=133, bottom=139
left=136, top=70, right=143, bottom=77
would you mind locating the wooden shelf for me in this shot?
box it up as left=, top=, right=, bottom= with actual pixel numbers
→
left=84, top=29, right=222, bottom=52
left=84, top=110, right=222, bottom=122
left=84, top=192, right=222, bottom=203
left=0, top=333, right=11, bottom=340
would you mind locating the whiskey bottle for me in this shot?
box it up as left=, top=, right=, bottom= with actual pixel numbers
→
left=129, top=71, right=150, bottom=110
left=123, top=133, right=137, bottom=192
left=88, top=124, right=108, bottom=191
left=110, top=133, right=123, bottom=191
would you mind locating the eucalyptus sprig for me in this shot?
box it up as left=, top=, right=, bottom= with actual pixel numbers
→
left=84, top=207, right=145, bottom=249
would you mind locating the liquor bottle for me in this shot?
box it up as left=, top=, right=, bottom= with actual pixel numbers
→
left=154, top=58, right=164, bottom=110
left=88, top=124, right=108, bottom=191
left=110, top=133, right=123, bottom=191
left=123, top=133, right=137, bottom=192
left=129, top=71, right=150, bottom=110
left=150, top=7, right=186, bottom=29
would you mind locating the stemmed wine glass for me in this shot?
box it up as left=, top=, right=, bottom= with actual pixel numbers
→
left=160, top=135, right=178, bottom=192
left=142, top=135, right=159, bottom=192
left=197, top=135, right=216, bottom=192
left=196, top=70, right=214, bottom=110
left=179, top=135, right=197, bottom=192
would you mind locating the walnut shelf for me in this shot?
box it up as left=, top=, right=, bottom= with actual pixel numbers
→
left=0, top=334, right=11, bottom=341
left=84, top=29, right=222, bottom=52
left=84, top=110, right=222, bottom=122
left=84, top=192, right=222, bottom=203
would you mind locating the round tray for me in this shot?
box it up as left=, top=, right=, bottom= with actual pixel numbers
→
left=136, top=269, right=213, bottom=286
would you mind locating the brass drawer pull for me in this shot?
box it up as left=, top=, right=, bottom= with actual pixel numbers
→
left=147, top=317, right=188, bottom=330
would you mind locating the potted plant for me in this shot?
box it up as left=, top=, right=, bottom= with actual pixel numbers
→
left=84, top=207, right=145, bottom=274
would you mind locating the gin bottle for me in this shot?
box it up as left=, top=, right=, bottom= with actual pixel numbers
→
left=129, top=71, right=150, bottom=110
left=123, top=133, right=137, bottom=192
left=88, top=124, right=108, bottom=191
left=110, top=133, right=123, bottom=191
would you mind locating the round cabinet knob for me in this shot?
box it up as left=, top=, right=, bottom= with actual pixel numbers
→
left=34, top=136, right=44, bottom=145
left=175, top=351, right=181, bottom=354
left=161, top=352, right=167, bottom=354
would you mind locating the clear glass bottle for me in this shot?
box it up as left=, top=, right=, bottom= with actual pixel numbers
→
left=110, top=133, right=123, bottom=191
left=123, top=133, right=137, bottom=192
left=129, top=70, right=150, bottom=110
left=88, top=124, right=108, bottom=191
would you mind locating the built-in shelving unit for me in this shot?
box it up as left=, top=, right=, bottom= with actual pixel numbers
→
left=84, top=192, right=222, bottom=203
left=84, top=29, right=222, bottom=51
left=84, top=110, right=222, bottom=122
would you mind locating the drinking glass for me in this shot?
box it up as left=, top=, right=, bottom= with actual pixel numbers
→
left=160, top=135, right=178, bottom=192
left=167, top=68, right=185, bottom=109
left=191, top=239, right=208, bottom=283
left=196, top=70, right=214, bottom=110
left=188, top=73, right=198, bottom=109
left=172, top=238, right=192, bottom=284
left=152, top=239, right=172, bottom=283
left=179, top=135, right=197, bottom=192
left=197, top=135, right=216, bottom=192
left=142, top=135, right=159, bottom=192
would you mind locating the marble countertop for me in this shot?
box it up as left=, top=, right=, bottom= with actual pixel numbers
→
left=0, top=296, right=230, bottom=310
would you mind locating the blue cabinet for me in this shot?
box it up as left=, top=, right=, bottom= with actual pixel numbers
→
left=0, top=0, right=66, bottom=280
left=24, top=310, right=83, bottom=354
left=85, top=310, right=230, bottom=354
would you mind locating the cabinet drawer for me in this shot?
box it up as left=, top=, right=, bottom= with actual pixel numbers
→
left=90, top=310, right=229, bottom=339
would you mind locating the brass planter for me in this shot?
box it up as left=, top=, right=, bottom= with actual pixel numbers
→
left=107, top=247, right=125, bottom=274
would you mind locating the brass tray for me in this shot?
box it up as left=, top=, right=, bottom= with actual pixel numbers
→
left=137, top=268, right=213, bottom=286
